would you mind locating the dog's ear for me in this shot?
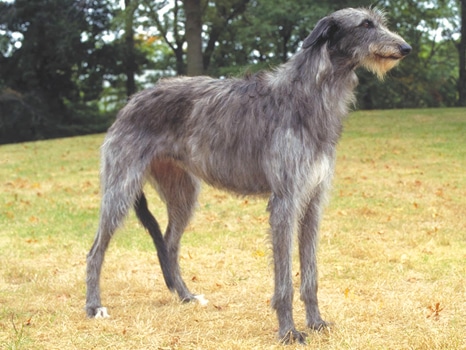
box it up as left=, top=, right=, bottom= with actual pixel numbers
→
left=302, top=17, right=338, bottom=49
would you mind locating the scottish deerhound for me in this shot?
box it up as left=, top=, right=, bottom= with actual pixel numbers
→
left=86, top=7, right=411, bottom=343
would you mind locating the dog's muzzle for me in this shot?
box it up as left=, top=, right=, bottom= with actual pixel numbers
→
left=399, top=43, right=412, bottom=57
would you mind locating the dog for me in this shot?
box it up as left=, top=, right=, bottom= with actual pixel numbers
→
left=86, top=7, right=411, bottom=343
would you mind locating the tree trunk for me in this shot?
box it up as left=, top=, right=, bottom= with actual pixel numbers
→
left=175, top=47, right=186, bottom=75
left=124, top=0, right=137, bottom=97
left=183, top=0, right=203, bottom=76
left=203, top=25, right=221, bottom=71
left=459, top=0, right=466, bottom=106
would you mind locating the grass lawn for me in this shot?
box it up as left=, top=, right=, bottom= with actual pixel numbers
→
left=0, top=108, right=465, bottom=349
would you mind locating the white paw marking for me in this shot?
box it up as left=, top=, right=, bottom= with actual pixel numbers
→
left=94, top=307, right=110, bottom=318
left=194, top=294, right=209, bottom=306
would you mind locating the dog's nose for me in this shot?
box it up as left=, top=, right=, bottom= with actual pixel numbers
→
left=399, top=43, right=412, bottom=56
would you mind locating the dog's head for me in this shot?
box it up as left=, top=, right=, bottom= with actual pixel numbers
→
left=302, top=8, right=411, bottom=79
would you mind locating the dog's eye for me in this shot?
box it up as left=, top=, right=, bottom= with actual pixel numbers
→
left=361, top=19, right=374, bottom=29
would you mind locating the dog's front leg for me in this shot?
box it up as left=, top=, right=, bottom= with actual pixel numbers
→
left=268, top=195, right=307, bottom=344
left=298, top=184, right=331, bottom=331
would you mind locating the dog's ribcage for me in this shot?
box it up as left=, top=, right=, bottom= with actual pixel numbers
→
left=139, top=75, right=339, bottom=198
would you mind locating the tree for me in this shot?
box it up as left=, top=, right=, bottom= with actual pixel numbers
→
left=124, top=0, right=138, bottom=96
left=459, top=0, right=466, bottom=105
left=202, top=0, right=250, bottom=73
left=0, top=0, right=462, bottom=144
left=0, top=0, right=115, bottom=143
left=183, top=0, right=203, bottom=75
left=356, top=0, right=461, bottom=108
left=142, top=0, right=186, bottom=75
left=201, top=0, right=369, bottom=76
left=101, top=0, right=152, bottom=100
left=142, top=0, right=250, bottom=76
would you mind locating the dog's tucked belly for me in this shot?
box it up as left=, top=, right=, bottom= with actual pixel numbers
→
left=185, top=158, right=271, bottom=196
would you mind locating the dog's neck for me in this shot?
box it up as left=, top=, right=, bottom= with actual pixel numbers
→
left=270, top=47, right=358, bottom=119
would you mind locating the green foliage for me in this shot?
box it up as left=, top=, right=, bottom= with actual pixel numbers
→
left=203, top=0, right=369, bottom=76
left=148, top=0, right=461, bottom=108
left=357, top=1, right=460, bottom=108
left=0, top=0, right=463, bottom=143
left=0, top=0, right=116, bottom=143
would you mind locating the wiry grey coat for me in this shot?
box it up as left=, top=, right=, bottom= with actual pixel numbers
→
left=86, top=7, right=411, bottom=344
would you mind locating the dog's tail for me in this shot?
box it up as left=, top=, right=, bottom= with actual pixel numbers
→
left=134, top=192, right=175, bottom=291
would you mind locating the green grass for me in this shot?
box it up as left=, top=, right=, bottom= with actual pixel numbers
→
left=0, top=108, right=465, bottom=349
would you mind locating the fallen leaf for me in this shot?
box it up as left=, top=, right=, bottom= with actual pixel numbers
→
left=427, top=302, right=444, bottom=320
left=28, top=216, right=39, bottom=223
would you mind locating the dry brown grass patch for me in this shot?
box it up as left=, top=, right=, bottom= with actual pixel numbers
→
left=1, top=108, right=465, bottom=349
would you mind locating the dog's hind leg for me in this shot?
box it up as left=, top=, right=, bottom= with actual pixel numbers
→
left=86, top=133, right=148, bottom=318
left=86, top=188, right=138, bottom=318
left=86, top=210, right=117, bottom=318
left=134, top=192, right=174, bottom=291
left=150, top=160, right=201, bottom=302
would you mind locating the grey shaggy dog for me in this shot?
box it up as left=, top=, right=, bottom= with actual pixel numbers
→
left=86, top=7, right=411, bottom=344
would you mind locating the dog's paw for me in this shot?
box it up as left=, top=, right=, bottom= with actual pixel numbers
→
left=194, top=294, right=209, bottom=306
left=308, top=319, right=333, bottom=332
left=279, top=328, right=307, bottom=345
left=94, top=307, right=110, bottom=319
